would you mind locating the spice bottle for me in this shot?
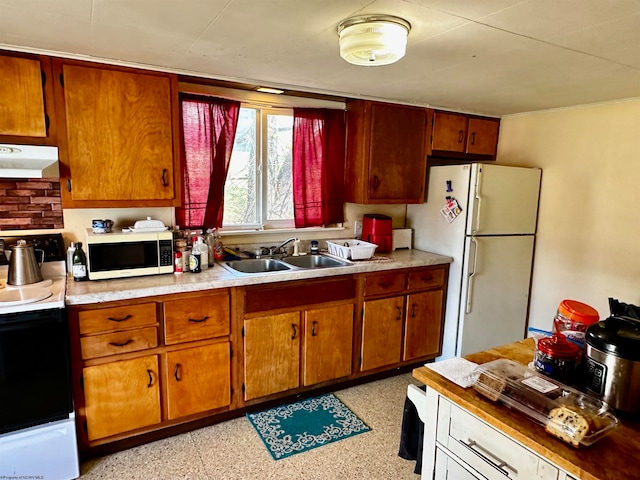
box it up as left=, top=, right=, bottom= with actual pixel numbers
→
left=212, top=228, right=223, bottom=261
left=174, top=251, right=183, bottom=274
left=72, top=242, right=88, bottom=282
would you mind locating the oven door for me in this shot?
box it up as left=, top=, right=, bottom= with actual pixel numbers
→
left=0, top=308, right=73, bottom=434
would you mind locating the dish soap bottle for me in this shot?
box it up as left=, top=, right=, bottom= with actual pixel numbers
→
left=72, top=242, right=88, bottom=281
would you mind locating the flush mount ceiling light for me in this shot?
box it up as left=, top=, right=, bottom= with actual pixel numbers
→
left=256, top=87, right=284, bottom=94
left=338, top=15, right=411, bottom=66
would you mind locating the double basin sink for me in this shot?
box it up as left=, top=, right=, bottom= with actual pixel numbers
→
left=221, top=254, right=352, bottom=275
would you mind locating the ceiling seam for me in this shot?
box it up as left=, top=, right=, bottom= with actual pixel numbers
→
left=183, top=0, right=235, bottom=55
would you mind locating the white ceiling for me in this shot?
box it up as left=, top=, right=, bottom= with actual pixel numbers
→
left=1, top=0, right=639, bottom=116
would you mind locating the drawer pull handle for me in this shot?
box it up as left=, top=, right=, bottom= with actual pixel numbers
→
left=109, top=339, right=133, bottom=347
left=421, top=275, right=433, bottom=282
left=458, top=130, right=464, bottom=143
left=147, top=369, right=154, bottom=388
left=396, top=306, right=402, bottom=320
left=174, top=363, right=182, bottom=382
left=411, top=303, right=416, bottom=317
left=291, top=323, right=297, bottom=340
left=460, top=438, right=517, bottom=477
left=379, top=281, right=393, bottom=288
left=107, top=314, right=132, bottom=322
left=311, top=320, right=318, bottom=337
left=188, top=316, right=209, bottom=323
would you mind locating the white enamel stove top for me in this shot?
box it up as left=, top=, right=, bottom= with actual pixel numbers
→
left=0, top=261, right=66, bottom=314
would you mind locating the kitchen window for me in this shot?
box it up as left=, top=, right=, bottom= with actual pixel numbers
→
left=225, top=106, right=294, bottom=230
left=177, top=86, right=345, bottom=230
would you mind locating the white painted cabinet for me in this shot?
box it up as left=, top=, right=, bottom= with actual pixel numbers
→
left=408, top=385, right=576, bottom=480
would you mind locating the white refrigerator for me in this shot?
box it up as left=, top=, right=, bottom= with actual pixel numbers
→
left=406, top=163, right=541, bottom=359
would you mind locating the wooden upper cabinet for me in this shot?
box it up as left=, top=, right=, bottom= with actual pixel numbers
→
left=55, top=61, right=180, bottom=207
left=431, top=111, right=500, bottom=159
left=346, top=100, right=429, bottom=204
left=0, top=53, right=56, bottom=143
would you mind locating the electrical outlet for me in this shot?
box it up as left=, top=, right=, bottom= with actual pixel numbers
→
left=354, top=220, right=362, bottom=239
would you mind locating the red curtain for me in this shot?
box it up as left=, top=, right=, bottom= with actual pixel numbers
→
left=176, top=96, right=240, bottom=229
left=292, top=108, right=345, bottom=227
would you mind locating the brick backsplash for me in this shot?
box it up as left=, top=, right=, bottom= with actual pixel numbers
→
left=0, top=178, right=63, bottom=230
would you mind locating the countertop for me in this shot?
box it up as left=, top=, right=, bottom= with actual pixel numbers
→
left=412, top=338, right=640, bottom=480
left=65, top=249, right=452, bottom=305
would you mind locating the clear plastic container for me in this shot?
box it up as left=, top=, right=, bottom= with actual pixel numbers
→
left=553, top=299, right=599, bottom=348
left=472, top=359, right=618, bottom=447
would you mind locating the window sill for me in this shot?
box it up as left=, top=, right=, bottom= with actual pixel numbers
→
left=220, top=226, right=345, bottom=237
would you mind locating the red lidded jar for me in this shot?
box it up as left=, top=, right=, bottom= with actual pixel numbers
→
left=534, top=333, right=581, bottom=382
left=553, top=299, right=599, bottom=348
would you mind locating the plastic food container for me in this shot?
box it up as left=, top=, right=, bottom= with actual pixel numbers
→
left=472, top=359, right=618, bottom=447
left=534, top=333, right=581, bottom=382
left=326, top=239, right=377, bottom=260
left=554, top=299, right=599, bottom=348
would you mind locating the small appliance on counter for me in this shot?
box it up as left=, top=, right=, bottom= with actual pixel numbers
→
left=361, top=214, right=392, bottom=252
left=584, top=315, right=640, bottom=415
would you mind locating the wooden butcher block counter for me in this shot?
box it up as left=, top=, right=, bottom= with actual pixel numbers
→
left=412, top=338, right=640, bottom=480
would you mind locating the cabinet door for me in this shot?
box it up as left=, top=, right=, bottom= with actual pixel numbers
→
left=0, top=56, right=47, bottom=138
left=303, top=304, right=354, bottom=386
left=83, top=355, right=160, bottom=440
left=432, top=111, right=467, bottom=153
left=243, top=312, right=300, bottom=400
left=61, top=64, right=176, bottom=203
left=361, top=296, right=404, bottom=371
left=466, top=117, right=500, bottom=156
left=165, top=343, right=231, bottom=419
left=403, top=290, right=445, bottom=361
left=369, top=103, right=428, bottom=202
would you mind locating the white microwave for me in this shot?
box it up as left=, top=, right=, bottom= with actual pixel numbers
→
left=85, top=229, right=174, bottom=280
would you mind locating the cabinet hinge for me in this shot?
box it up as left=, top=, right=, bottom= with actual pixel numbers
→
left=242, top=383, right=245, bottom=394
left=41, top=69, right=46, bottom=87
left=45, top=113, right=50, bottom=134
left=59, top=73, right=64, bottom=88
left=241, top=326, right=245, bottom=337
left=230, top=386, right=233, bottom=398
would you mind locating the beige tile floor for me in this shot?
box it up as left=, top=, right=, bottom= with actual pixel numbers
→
left=80, top=373, right=422, bottom=479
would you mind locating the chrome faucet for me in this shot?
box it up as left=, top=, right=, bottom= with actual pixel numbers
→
left=269, top=237, right=298, bottom=256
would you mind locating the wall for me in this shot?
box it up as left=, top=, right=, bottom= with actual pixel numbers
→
left=496, top=98, right=640, bottom=329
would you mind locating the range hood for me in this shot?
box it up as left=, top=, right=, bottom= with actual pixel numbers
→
left=0, top=144, right=59, bottom=178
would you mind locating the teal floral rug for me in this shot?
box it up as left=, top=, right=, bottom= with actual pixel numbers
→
left=246, top=393, right=371, bottom=460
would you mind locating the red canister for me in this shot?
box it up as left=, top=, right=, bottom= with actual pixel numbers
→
left=553, top=299, right=599, bottom=348
left=534, top=333, right=581, bottom=382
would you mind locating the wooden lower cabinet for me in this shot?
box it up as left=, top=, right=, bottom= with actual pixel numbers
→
left=361, top=297, right=404, bottom=371
left=243, top=312, right=301, bottom=401
left=164, top=342, right=231, bottom=419
left=403, top=289, right=445, bottom=361
left=303, top=304, right=354, bottom=386
left=83, top=355, right=161, bottom=441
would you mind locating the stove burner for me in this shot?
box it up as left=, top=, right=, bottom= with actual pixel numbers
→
left=1, top=278, right=53, bottom=290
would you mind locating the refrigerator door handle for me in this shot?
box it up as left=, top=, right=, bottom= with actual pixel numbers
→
left=466, top=237, right=478, bottom=314
left=471, top=169, right=483, bottom=234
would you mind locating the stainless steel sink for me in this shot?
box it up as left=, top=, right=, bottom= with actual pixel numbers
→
left=220, top=254, right=352, bottom=275
left=282, top=255, right=352, bottom=269
left=222, top=258, right=291, bottom=274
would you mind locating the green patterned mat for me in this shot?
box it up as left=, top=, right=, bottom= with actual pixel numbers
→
left=247, top=393, right=371, bottom=460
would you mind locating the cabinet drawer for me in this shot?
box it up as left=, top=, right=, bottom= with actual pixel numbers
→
left=79, top=303, right=157, bottom=335
left=363, top=273, right=405, bottom=297
left=442, top=403, right=558, bottom=480
left=435, top=447, right=480, bottom=480
left=164, top=292, right=230, bottom=344
left=80, top=327, right=158, bottom=359
left=407, top=267, right=445, bottom=291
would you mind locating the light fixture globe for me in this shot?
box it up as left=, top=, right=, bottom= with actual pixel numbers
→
left=338, top=15, right=411, bottom=66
